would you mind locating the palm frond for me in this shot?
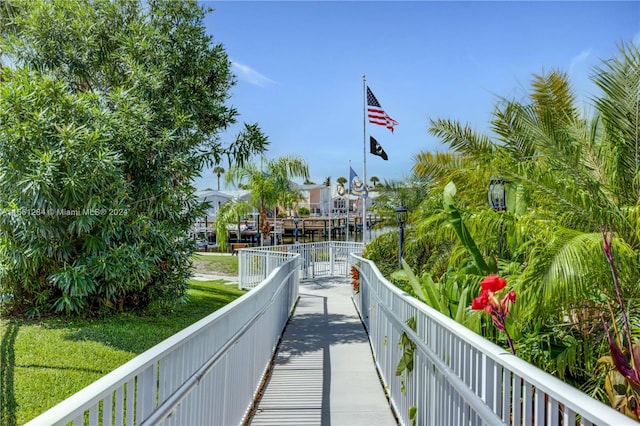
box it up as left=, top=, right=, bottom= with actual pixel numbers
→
left=592, top=42, right=640, bottom=204
left=428, top=118, right=496, bottom=161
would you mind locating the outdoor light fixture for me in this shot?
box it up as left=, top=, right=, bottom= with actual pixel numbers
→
left=395, top=202, right=408, bottom=269
left=488, top=176, right=506, bottom=211
left=293, top=213, right=300, bottom=244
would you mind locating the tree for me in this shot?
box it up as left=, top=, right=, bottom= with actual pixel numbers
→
left=387, top=42, right=640, bottom=407
left=213, top=166, right=225, bottom=191
left=0, top=0, right=267, bottom=316
left=370, top=176, right=380, bottom=188
left=226, top=154, right=309, bottom=245
left=336, top=176, right=347, bottom=186
left=214, top=199, right=252, bottom=252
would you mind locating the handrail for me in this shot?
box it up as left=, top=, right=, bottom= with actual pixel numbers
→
left=141, top=263, right=299, bottom=425
left=24, top=244, right=632, bottom=426
left=26, top=255, right=300, bottom=426
left=350, top=253, right=635, bottom=426
left=377, top=301, right=503, bottom=425
left=238, top=241, right=364, bottom=289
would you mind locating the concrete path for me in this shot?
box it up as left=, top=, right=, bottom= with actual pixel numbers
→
left=190, top=272, right=238, bottom=284
left=249, top=277, right=397, bottom=426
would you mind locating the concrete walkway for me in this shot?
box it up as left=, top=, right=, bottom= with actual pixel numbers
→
left=249, top=277, right=397, bottom=426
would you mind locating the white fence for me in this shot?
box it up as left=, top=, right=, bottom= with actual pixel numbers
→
left=26, top=245, right=633, bottom=426
left=350, top=254, right=635, bottom=426
left=238, top=241, right=364, bottom=289
left=27, top=256, right=301, bottom=426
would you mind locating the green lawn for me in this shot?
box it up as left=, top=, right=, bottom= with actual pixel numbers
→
left=192, top=253, right=239, bottom=275
left=0, top=279, right=245, bottom=425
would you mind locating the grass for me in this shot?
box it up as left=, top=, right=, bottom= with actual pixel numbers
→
left=0, top=278, right=245, bottom=425
left=191, top=253, right=239, bottom=275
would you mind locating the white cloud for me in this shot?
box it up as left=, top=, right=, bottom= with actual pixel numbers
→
left=231, top=61, right=276, bottom=87
left=569, top=49, right=591, bottom=75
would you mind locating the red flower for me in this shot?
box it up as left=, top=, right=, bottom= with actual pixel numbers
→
left=471, top=290, right=492, bottom=313
left=480, top=275, right=507, bottom=292
left=471, top=275, right=516, bottom=354
left=501, top=290, right=516, bottom=314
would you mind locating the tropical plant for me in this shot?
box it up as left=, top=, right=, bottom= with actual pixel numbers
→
left=370, top=176, right=380, bottom=188
left=471, top=275, right=517, bottom=354
left=279, top=186, right=305, bottom=217
left=213, top=166, right=225, bottom=191
left=226, top=155, right=309, bottom=245
left=214, top=199, right=252, bottom=252
left=0, top=0, right=267, bottom=316
left=397, top=41, right=640, bottom=407
left=598, top=229, right=640, bottom=419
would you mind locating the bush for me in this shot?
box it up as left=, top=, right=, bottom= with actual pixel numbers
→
left=0, top=0, right=266, bottom=316
left=297, top=207, right=310, bottom=216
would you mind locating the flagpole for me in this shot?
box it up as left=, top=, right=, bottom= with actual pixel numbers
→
left=362, top=74, right=367, bottom=244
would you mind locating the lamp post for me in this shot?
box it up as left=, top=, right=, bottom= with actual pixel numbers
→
left=293, top=213, right=299, bottom=244
left=488, top=177, right=507, bottom=257
left=337, top=183, right=347, bottom=241
left=488, top=176, right=506, bottom=211
left=395, top=202, right=408, bottom=269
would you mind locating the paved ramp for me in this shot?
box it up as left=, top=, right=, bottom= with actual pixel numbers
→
left=249, top=277, right=397, bottom=426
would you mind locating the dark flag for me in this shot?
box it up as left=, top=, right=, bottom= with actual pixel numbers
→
left=370, top=136, right=388, bottom=160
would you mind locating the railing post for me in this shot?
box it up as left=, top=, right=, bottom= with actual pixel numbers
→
left=329, top=241, right=335, bottom=275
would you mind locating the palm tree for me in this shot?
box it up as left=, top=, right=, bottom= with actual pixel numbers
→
left=226, top=155, right=309, bottom=245
left=214, top=199, right=252, bottom=251
left=370, top=176, right=380, bottom=188
left=280, top=186, right=305, bottom=217
left=336, top=176, right=347, bottom=186
left=389, top=43, right=640, bottom=405
left=416, top=63, right=640, bottom=316
left=213, top=166, right=225, bottom=191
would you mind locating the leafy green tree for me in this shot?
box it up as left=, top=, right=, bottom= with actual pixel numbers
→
left=214, top=199, right=252, bottom=252
left=366, top=42, right=640, bottom=405
left=0, top=0, right=267, bottom=316
left=226, top=155, right=309, bottom=244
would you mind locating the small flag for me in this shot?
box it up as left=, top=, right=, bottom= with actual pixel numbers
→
left=370, top=136, right=388, bottom=160
left=349, top=166, right=368, bottom=198
left=367, top=86, right=398, bottom=133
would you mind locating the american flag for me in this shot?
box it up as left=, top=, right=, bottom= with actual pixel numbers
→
left=367, top=86, right=398, bottom=133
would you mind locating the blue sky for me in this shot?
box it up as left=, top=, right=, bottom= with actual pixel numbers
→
left=195, top=1, right=640, bottom=191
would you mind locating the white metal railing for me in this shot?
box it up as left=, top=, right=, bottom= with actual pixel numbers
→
left=238, top=241, right=364, bottom=289
left=350, top=254, right=635, bottom=426
left=27, top=256, right=300, bottom=426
